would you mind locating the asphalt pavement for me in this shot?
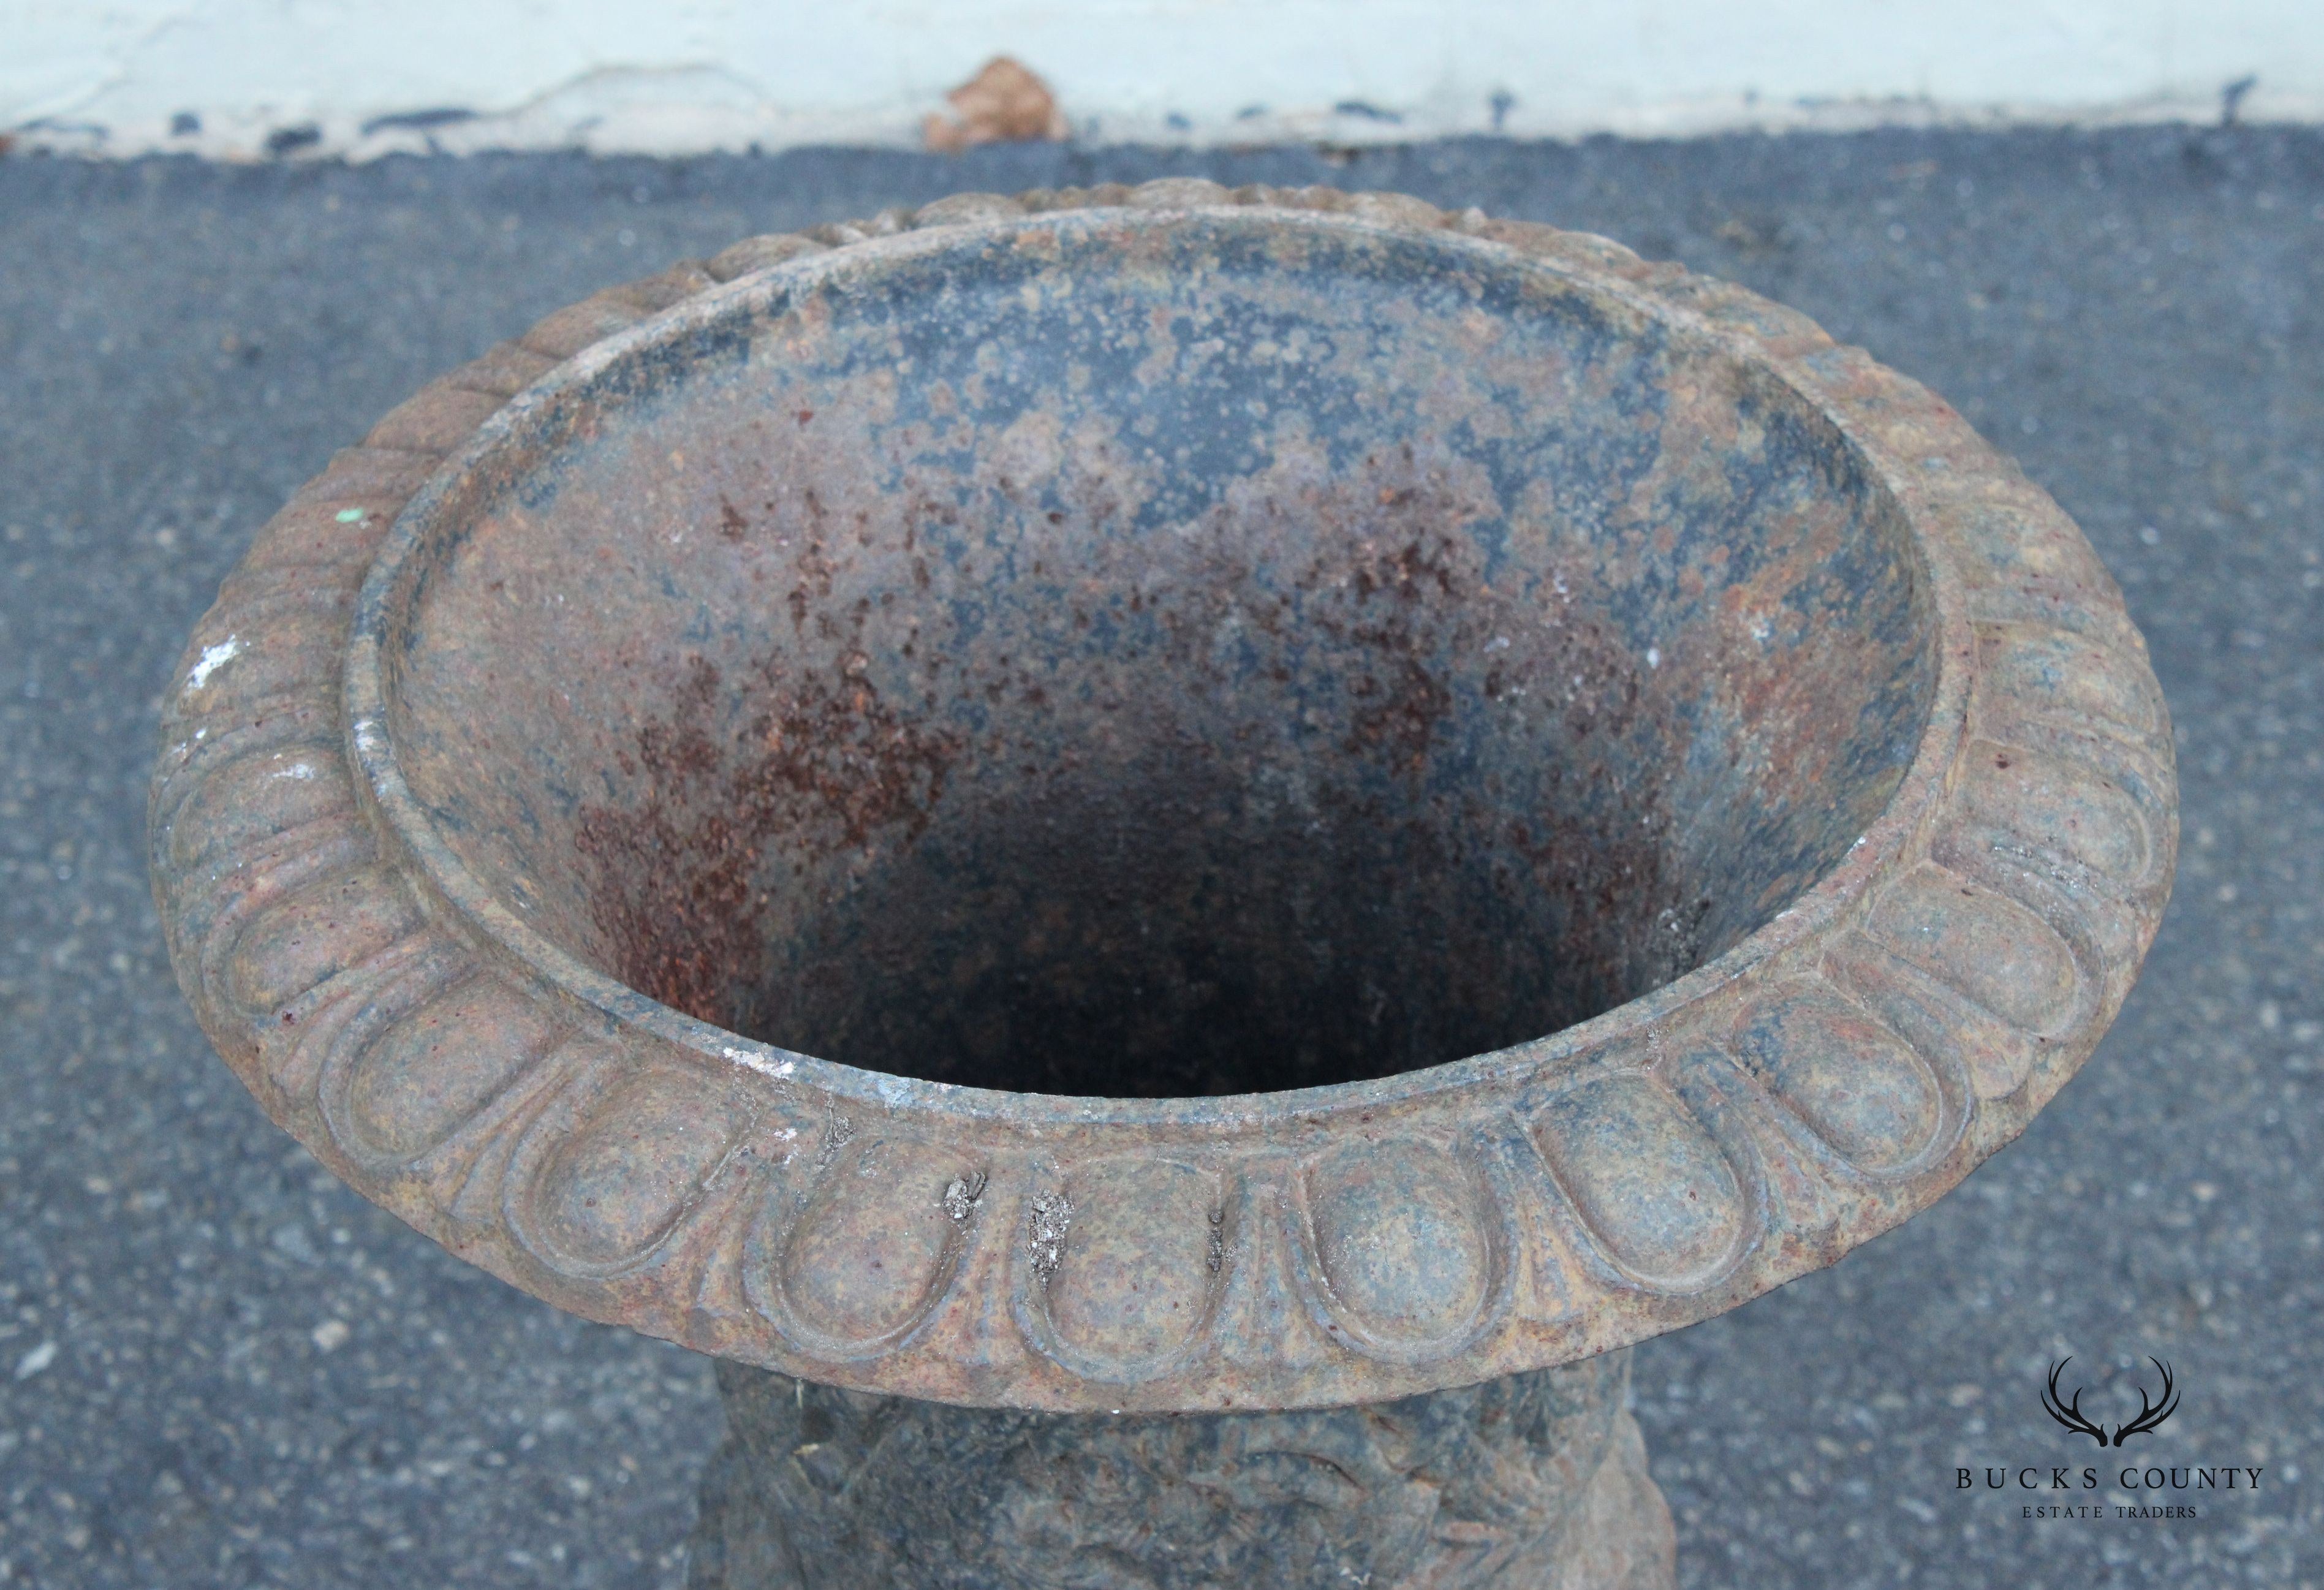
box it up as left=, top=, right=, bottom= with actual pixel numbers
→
left=2, top=126, right=2319, bottom=1588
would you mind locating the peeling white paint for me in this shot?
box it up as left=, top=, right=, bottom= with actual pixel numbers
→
left=4, top=1, right=2317, bottom=159
left=722, top=1043, right=798, bottom=1082
left=186, top=635, right=240, bottom=690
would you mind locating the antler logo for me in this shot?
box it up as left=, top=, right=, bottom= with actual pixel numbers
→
left=2042, top=1357, right=2179, bottom=1447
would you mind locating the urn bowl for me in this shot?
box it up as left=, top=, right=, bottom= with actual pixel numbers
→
left=151, top=185, right=2175, bottom=1412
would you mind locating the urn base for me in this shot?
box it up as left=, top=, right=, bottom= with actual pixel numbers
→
left=687, top=1351, right=1675, bottom=1589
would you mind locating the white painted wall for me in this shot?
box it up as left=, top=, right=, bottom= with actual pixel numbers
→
left=7, top=0, right=2320, bottom=159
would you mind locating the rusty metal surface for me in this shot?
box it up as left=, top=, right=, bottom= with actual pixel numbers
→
left=148, top=183, right=2176, bottom=1414
left=688, top=1351, right=1672, bottom=1589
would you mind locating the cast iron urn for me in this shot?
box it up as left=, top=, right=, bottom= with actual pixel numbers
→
left=150, top=183, right=2176, bottom=1588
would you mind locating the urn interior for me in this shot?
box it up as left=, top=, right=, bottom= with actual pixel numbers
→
left=371, top=212, right=1939, bottom=1098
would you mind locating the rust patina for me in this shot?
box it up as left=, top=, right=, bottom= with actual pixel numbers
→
left=150, top=184, right=2174, bottom=1583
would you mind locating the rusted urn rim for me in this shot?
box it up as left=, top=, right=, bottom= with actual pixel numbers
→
left=151, top=184, right=2176, bottom=1411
